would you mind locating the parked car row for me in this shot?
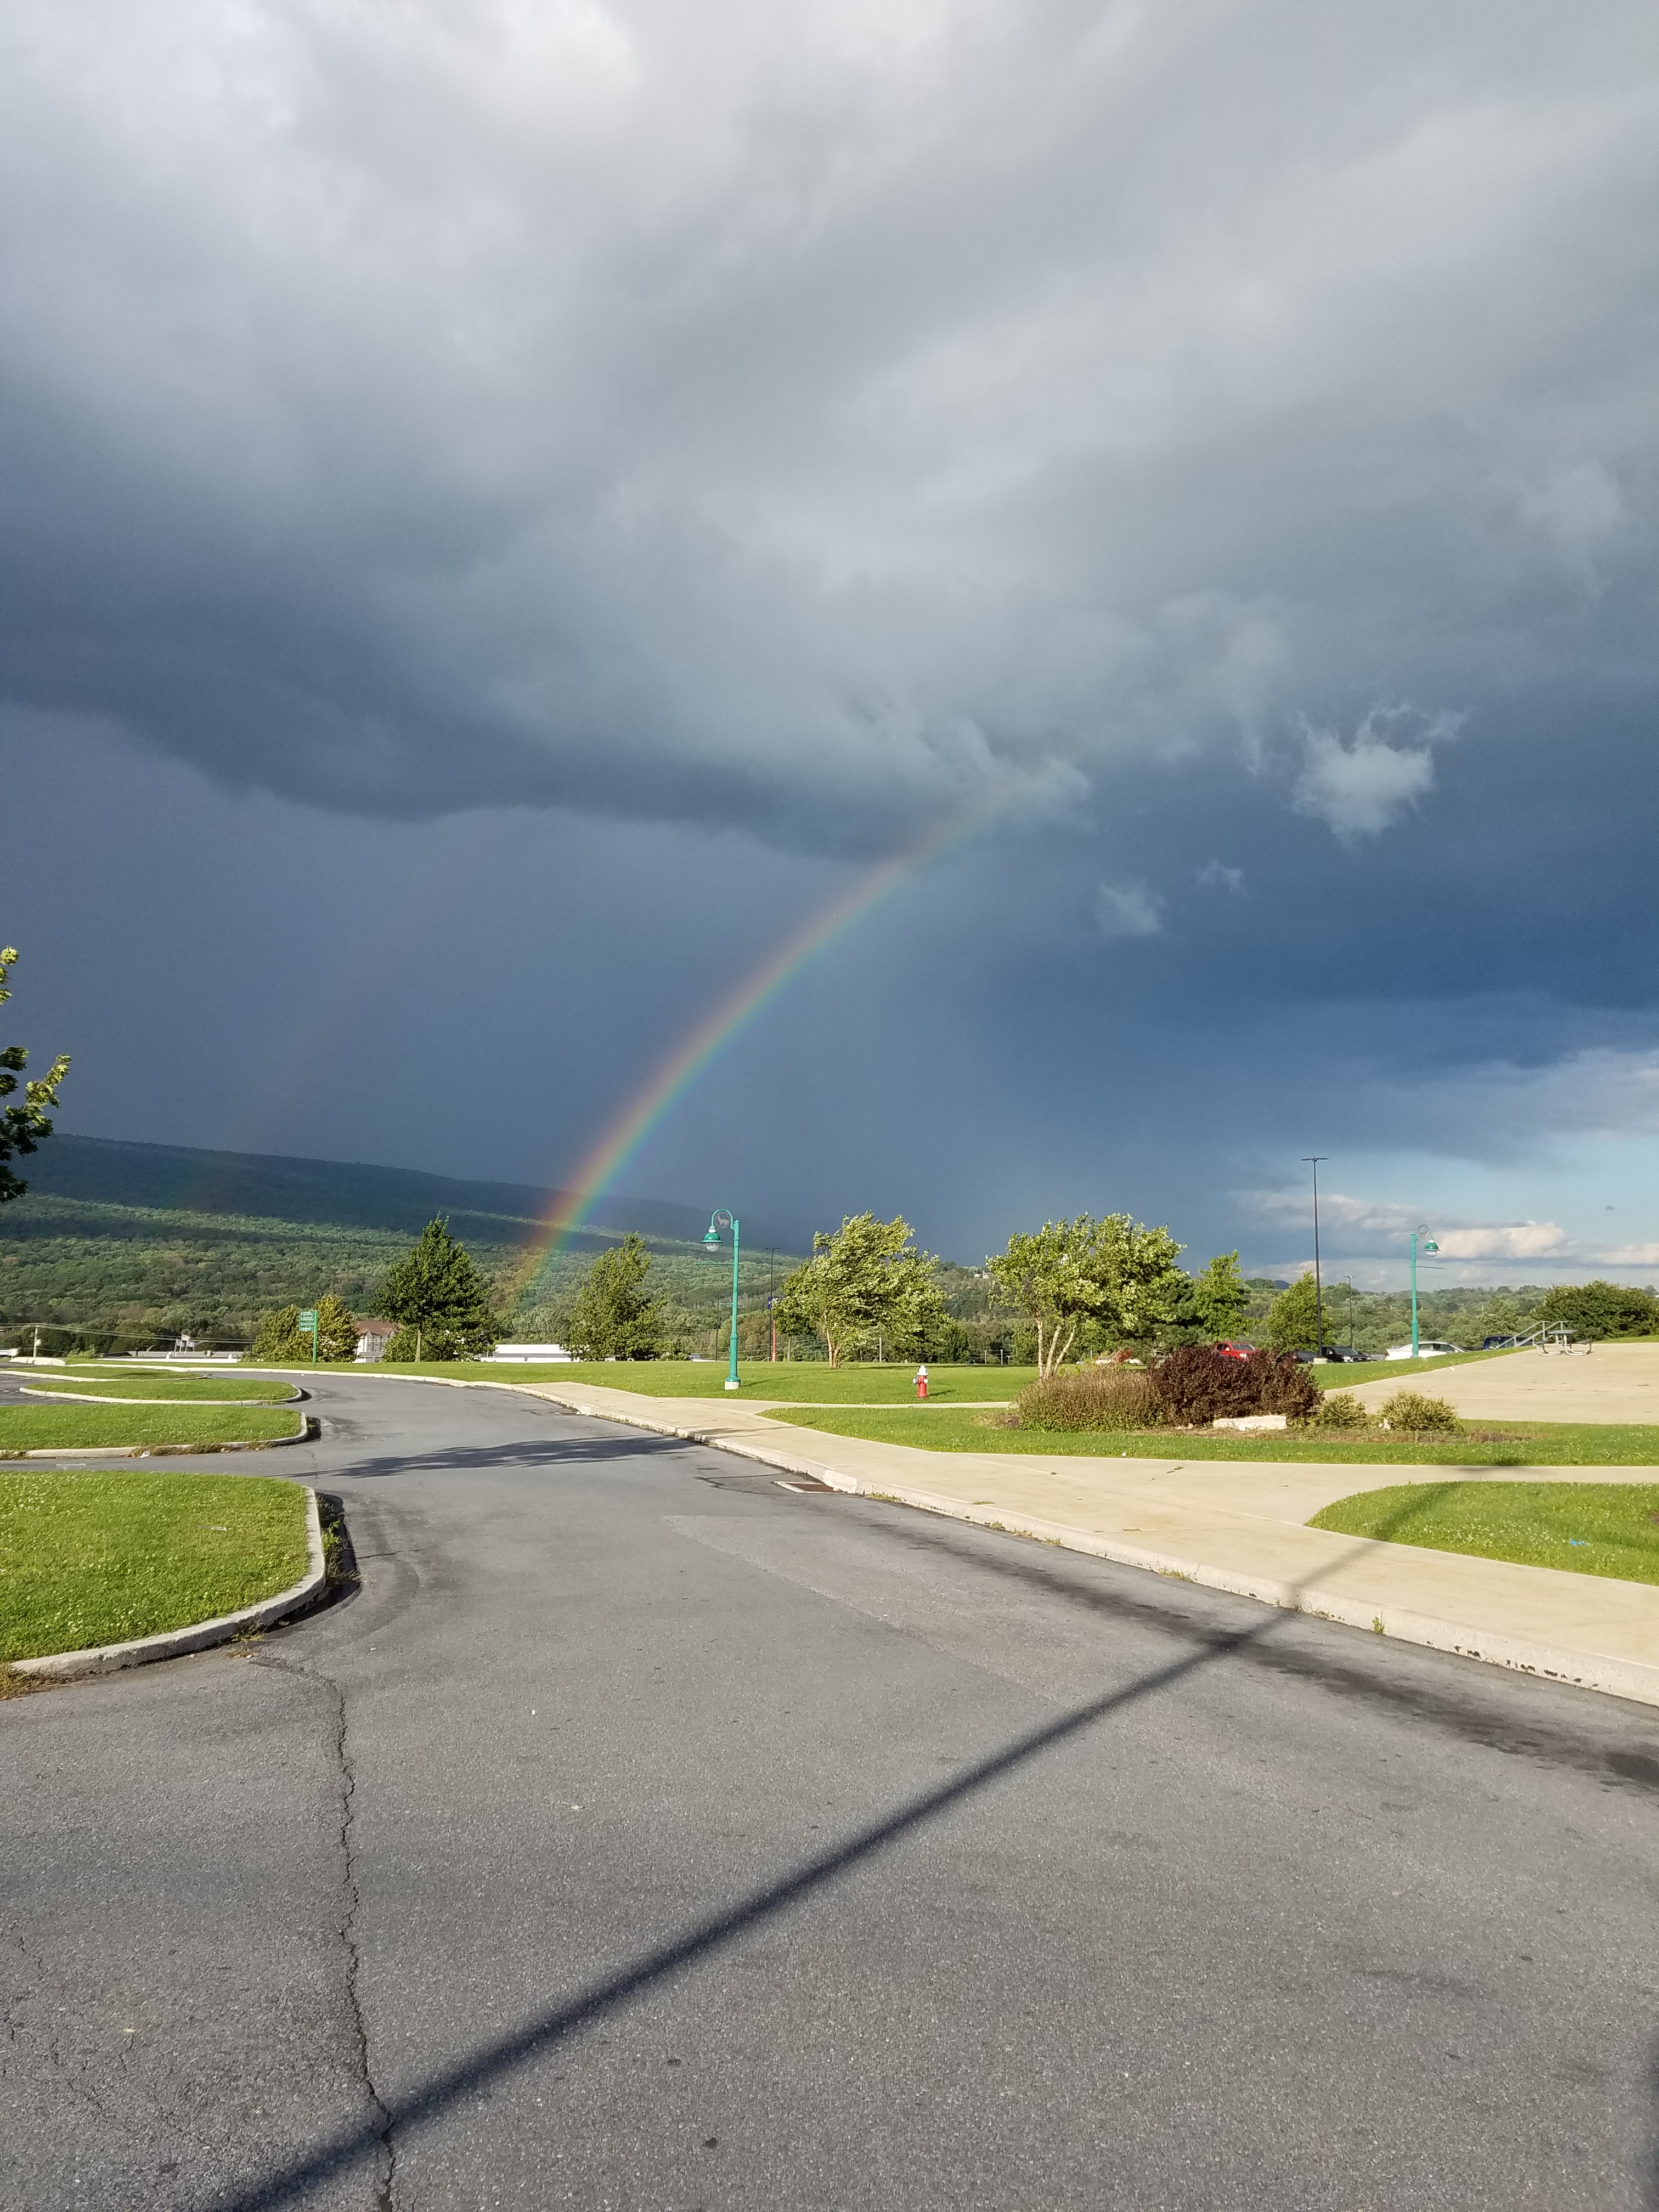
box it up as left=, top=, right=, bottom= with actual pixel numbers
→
left=1189, top=1340, right=1465, bottom=1364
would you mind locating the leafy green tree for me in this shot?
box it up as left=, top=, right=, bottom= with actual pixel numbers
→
left=0, top=947, right=69, bottom=1205
left=314, top=1291, right=359, bottom=1362
left=1189, top=1251, right=1249, bottom=1340
left=1539, top=1280, right=1659, bottom=1341
left=987, top=1218, right=1107, bottom=1377
left=567, top=1234, right=663, bottom=1359
left=1267, top=1272, right=1323, bottom=1350
left=247, top=1305, right=308, bottom=1363
left=378, top=1216, right=499, bottom=1359
left=775, top=1212, right=944, bottom=1367
left=988, top=1213, right=1187, bottom=1376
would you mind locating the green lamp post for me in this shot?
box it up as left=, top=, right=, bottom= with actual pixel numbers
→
left=703, top=1210, right=742, bottom=1391
left=1409, top=1224, right=1438, bottom=1358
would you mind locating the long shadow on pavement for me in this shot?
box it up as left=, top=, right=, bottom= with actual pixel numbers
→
left=206, top=1448, right=1659, bottom=2208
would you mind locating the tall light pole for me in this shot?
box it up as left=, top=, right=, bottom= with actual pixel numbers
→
left=1409, top=1224, right=1438, bottom=1358
left=703, top=1210, right=742, bottom=1391
left=1301, top=1156, right=1327, bottom=1357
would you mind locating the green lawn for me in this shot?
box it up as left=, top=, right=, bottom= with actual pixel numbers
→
left=1310, top=1480, right=1659, bottom=1585
left=0, top=1404, right=306, bottom=1454
left=340, top=1359, right=1031, bottom=1403
left=15, top=1370, right=300, bottom=1403
left=0, top=1469, right=312, bottom=1662
left=760, top=1404, right=1659, bottom=1466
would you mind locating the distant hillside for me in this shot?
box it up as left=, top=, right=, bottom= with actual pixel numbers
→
left=20, top=1134, right=809, bottom=1255
left=0, top=1133, right=811, bottom=1345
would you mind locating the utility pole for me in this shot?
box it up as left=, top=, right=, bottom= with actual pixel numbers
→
left=1301, top=1158, right=1327, bottom=1357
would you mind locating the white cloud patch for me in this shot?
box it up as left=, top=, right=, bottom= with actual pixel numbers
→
left=1292, top=708, right=1459, bottom=841
left=1430, top=1222, right=1568, bottom=1260
left=1238, top=1186, right=1567, bottom=1259
left=1097, top=882, right=1164, bottom=939
left=1197, top=860, right=1245, bottom=892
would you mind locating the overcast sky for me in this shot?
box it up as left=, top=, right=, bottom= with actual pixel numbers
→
left=5, top=0, right=1657, bottom=1286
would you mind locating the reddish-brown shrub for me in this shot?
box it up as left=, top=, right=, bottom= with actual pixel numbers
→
left=1150, top=1345, right=1320, bottom=1426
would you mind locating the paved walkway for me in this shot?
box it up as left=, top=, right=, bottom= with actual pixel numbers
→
left=1346, top=1339, right=1659, bottom=1422
left=515, top=1375, right=1659, bottom=1707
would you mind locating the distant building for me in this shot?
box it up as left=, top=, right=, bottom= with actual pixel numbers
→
left=483, top=1343, right=576, bottom=1363
left=354, top=1318, right=397, bottom=1362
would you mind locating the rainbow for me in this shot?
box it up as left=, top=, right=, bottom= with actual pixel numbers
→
left=505, top=804, right=996, bottom=1304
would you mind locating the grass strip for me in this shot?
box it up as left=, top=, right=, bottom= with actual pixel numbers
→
left=274, top=1358, right=1032, bottom=1402
left=15, top=1372, right=300, bottom=1404
left=1310, top=1480, right=1659, bottom=1585
left=0, top=1469, right=311, bottom=1662
left=254, top=1350, right=1509, bottom=1398
left=760, top=1404, right=1659, bottom=1466
left=0, top=1404, right=304, bottom=1454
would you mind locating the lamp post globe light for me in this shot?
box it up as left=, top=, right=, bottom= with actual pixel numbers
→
left=703, top=1210, right=742, bottom=1391
left=1409, top=1224, right=1438, bottom=1358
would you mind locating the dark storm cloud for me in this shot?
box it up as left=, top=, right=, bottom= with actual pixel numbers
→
left=4, top=0, right=1656, bottom=855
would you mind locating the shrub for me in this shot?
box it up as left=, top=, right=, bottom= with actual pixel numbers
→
left=1150, top=1345, right=1321, bottom=1426
left=246, top=1306, right=308, bottom=1364
left=1376, top=1389, right=1461, bottom=1434
left=1014, top=1367, right=1164, bottom=1433
left=1313, top=1391, right=1371, bottom=1431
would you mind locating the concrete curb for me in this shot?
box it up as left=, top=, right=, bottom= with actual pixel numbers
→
left=0, top=1415, right=317, bottom=1461
left=9, top=1485, right=327, bottom=1681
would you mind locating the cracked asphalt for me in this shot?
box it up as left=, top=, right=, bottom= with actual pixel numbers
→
left=4, top=1372, right=1659, bottom=2210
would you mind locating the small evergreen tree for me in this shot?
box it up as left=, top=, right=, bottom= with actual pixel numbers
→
left=1267, top=1272, right=1323, bottom=1350
left=378, top=1217, right=499, bottom=1359
left=314, top=1291, right=359, bottom=1362
left=567, top=1234, right=663, bottom=1359
left=1190, top=1251, right=1250, bottom=1340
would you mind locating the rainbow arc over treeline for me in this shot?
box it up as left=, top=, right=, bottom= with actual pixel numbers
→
left=503, top=804, right=996, bottom=1306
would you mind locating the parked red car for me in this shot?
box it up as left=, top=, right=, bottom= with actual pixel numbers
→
left=1214, top=1341, right=1256, bottom=1359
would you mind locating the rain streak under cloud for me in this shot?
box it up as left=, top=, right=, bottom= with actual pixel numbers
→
left=3, top=0, right=1658, bottom=1279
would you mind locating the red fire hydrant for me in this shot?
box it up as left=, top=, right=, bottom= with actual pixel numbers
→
left=915, top=1364, right=929, bottom=1399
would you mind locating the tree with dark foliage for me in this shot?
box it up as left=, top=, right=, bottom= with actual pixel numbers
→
left=0, top=948, right=69, bottom=1205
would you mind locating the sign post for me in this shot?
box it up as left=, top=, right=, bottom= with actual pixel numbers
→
left=298, top=1309, right=320, bottom=1367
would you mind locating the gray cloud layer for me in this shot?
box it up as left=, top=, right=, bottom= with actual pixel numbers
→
left=4, top=0, right=1656, bottom=851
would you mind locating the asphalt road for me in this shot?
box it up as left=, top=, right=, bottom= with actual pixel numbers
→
left=4, top=1372, right=1658, bottom=2211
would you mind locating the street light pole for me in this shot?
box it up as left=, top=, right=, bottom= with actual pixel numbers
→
left=703, top=1211, right=742, bottom=1391
left=1409, top=1223, right=1438, bottom=1358
left=1301, top=1156, right=1327, bottom=1357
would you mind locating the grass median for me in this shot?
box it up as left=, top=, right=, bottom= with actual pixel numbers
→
left=760, top=1404, right=1659, bottom=1466
left=0, top=1404, right=306, bottom=1455
left=0, top=1469, right=312, bottom=1664
left=1310, top=1480, right=1659, bottom=1584
left=15, top=1370, right=300, bottom=1404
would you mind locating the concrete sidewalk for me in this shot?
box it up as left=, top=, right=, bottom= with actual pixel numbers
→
left=521, top=1376, right=1659, bottom=1708
left=1346, top=1340, right=1659, bottom=1423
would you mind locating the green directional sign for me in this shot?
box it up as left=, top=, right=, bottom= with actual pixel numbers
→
left=297, top=1309, right=320, bottom=1366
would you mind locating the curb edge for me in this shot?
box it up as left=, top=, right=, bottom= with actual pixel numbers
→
left=9, top=1485, right=327, bottom=1681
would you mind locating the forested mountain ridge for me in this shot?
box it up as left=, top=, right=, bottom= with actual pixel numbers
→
left=18, top=1133, right=807, bottom=1251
